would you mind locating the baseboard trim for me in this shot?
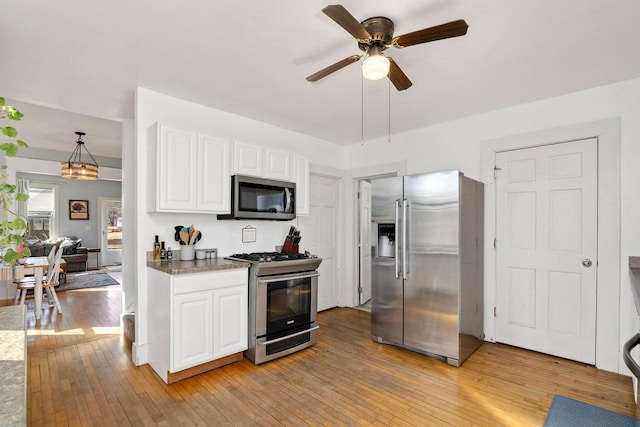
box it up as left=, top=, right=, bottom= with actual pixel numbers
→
left=167, top=352, right=243, bottom=384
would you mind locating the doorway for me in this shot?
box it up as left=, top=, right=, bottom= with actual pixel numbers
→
left=99, top=198, right=122, bottom=266
left=481, top=118, right=620, bottom=372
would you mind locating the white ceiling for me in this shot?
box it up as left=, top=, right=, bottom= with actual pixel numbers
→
left=2, top=0, right=640, bottom=155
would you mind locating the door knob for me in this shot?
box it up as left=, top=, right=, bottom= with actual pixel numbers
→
left=582, top=259, right=593, bottom=268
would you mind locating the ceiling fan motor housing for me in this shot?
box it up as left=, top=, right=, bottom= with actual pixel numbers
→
left=358, top=16, right=394, bottom=52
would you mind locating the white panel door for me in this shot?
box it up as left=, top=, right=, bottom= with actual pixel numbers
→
left=197, top=134, right=230, bottom=212
left=495, top=138, right=597, bottom=364
left=359, top=180, right=372, bottom=305
left=298, top=174, right=340, bottom=311
left=212, top=285, right=248, bottom=358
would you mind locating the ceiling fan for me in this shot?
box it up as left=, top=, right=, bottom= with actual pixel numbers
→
left=306, top=4, right=468, bottom=91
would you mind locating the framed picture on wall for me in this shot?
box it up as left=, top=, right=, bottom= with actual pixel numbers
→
left=69, top=200, right=89, bottom=220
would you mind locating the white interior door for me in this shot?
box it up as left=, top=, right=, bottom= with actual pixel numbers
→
left=298, top=174, right=340, bottom=311
left=100, top=198, right=122, bottom=266
left=495, top=138, right=597, bottom=364
left=358, top=180, right=372, bottom=305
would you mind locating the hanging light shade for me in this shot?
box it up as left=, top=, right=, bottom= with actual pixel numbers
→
left=61, top=131, right=99, bottom=180
left=362, top=46, right=390, bottom=81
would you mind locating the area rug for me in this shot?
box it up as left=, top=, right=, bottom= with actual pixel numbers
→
left=56, top=271, right=120, bottom=291
left=544, top=395, right=637, bottom=427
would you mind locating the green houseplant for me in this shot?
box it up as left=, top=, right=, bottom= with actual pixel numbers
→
left=0, top=97, right=30, bottom=264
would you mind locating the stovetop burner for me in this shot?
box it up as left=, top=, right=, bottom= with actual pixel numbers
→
left=230, top=252, right=313, bottom=263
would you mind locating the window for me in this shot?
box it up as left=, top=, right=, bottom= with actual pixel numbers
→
left=28, top=184, right=58, bottom=240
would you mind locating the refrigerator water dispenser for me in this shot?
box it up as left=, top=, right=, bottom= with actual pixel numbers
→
left=377, top=223, right=395, bottom=258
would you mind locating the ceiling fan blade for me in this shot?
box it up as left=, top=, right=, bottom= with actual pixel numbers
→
left=322, top=5, right=371, bottom=41
left=306, top=55, right=362, bottom=82
left=393, top=19, right=468, bottom=48
left=388, top=57, right=412, bottom=91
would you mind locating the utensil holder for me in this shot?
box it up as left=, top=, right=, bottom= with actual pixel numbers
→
left=181, top=245, right=195, bottom=261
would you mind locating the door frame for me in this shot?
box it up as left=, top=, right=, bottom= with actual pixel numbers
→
left=481, top=118, right=621, bottom=373
left=347, top=161, right=407, bottom=308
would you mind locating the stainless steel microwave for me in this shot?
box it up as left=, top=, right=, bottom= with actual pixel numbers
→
left=217, top=175, right=296, bottom=221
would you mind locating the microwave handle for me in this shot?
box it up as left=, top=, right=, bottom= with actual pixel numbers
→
left=285, top=188, right=293, bottom=213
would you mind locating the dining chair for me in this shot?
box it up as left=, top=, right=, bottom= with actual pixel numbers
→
left=14, top=247, right=63, bottom=313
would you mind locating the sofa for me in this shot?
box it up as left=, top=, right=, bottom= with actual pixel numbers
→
left=26, top=236, right=88, bottom=272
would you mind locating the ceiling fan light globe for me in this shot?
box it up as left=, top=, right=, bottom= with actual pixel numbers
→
left=362, top=55, right=390, bottom=80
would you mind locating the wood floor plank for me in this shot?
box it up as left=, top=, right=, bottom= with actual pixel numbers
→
left=18, top=284, right=636, bottom=426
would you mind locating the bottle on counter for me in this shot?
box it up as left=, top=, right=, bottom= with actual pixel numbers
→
left=160, top=241, right=167, bottom=260
left=167, top=247, right=173, bottom=260
left=153, top=235, right=161, bottom=261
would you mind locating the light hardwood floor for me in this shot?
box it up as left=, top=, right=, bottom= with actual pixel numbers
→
left=15, top=285, right=636, bottom=426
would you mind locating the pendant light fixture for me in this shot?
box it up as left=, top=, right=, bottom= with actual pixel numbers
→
left=61, top=131, right=99, bottom=180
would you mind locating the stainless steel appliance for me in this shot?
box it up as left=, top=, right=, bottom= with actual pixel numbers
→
left=228, top=252, right=322, bottom=364
left=371, top=170, right=484, bottom=366
left=217, top=175, right=296, bottom=221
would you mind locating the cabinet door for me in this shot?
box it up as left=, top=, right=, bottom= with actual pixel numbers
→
left=293, top=155, right=310, bottom=216
left=213, top=285, right=248, bottom=358
left=173, top=291, right=214, bottom=371
left=232, top=140, right=263, bottom=177
left=198, top=134, right=230, bottom=212
left=265, top=148, right=292, bottom=181
left=158, top=125, right=198, bottom=211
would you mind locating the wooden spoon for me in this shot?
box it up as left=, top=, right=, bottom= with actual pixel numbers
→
left=179, top=230, right=189, bottom=245
left=189, top=228, right=199, bottom=245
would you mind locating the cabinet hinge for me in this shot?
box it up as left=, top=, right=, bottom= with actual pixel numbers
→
left=357, top=286, right=362, bottom=294
left=357, top=192, right=361, bottom=199
left=493, top=166, right=502, bottom=179
left=493, top=238, right=497, bottom=249
left=494, top=307, right=497, bottom=317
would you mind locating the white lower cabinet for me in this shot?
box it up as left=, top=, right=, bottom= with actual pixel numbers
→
left=147, top=267, right=248, bottom=384
left=173, top=290, right=214, bottom=371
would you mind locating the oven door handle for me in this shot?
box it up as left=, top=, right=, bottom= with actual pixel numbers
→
left=623, top=333, right=640, bottom=378
left=258, top=272, right=320, bottom=284
left=261, top=326, right=320, bottom=345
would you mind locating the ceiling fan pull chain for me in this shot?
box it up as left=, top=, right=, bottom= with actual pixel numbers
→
left=360, top=73, right=364, bottom=145
left=388, top=78, right=391, bottom=143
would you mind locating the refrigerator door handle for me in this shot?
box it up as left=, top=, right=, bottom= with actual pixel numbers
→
left=395, top=199, right=401, bottom=279
left=403, top=198, right=409, bottom=280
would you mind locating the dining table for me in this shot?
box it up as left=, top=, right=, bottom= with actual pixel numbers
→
left=18, top=256, right=67, bottom=320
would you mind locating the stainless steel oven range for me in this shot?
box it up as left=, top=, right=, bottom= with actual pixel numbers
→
left=228, top=252, right=322, bottom=364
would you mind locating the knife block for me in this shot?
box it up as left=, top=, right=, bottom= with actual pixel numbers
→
left=281, top=236, right=299, bottom=253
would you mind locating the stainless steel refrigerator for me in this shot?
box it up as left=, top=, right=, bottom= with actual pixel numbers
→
left=371, top=170, right=484, bottom=366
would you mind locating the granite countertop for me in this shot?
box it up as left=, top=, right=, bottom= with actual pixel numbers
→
left=0, top=304, right=26, bottom=427
left=147, top=257, right=250, bottom=275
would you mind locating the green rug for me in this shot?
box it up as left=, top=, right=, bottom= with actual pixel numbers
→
left=57, top=271, right=120, bottom=291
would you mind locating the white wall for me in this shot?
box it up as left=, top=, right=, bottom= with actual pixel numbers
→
left=130, top=87, right=346, bottom=365
left=344, top=77, right=640, bottom=374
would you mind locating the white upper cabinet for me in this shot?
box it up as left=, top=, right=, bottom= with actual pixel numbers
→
left=293, top=155, right=310, bottom=216
left=150, top=123, right=230, bottom=213
left=198, top=134, right=230, bottom=212
left=157, top=125, right=198, bottom=211
left=265, top=147, right=292, bottom=181
left=232, top=141, right=293, bottom=181
left=232, top=140, right=264, bottom=178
